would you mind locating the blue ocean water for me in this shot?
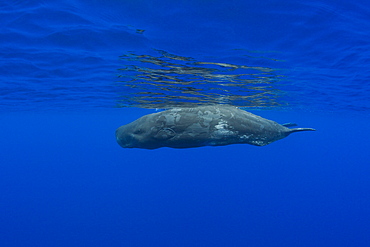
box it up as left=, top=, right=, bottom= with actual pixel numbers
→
left=1, top=0, right=369, bottom=246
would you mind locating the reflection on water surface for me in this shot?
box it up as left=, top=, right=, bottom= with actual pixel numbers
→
left=116, top=50, right=287, bottom=109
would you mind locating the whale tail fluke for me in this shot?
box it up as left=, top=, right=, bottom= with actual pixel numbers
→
left=288, top=128, right=316, bottom=134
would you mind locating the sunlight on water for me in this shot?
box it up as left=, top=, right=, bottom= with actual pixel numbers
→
left=116, top=50, right=287, bottom=109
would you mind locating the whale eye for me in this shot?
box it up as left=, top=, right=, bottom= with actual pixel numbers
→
left=134, top=128, right=144, bottom=135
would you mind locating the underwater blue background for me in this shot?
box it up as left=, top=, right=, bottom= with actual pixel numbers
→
left=1, top=0, right=370, bottom=246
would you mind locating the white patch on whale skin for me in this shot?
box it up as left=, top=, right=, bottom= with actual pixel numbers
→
left=239, top=134, right=253, bottom=140
left=212, top=119, right=235, bottom=139
left=239, top=134, right=271, bottom=146
left=214, top=120, right=228, bottom=130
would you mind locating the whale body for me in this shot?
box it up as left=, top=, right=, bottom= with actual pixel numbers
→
left=116, top=105, right=315, bottom=149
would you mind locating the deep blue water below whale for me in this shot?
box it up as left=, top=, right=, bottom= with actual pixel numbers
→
left=1, top=0, right=370, bottom=246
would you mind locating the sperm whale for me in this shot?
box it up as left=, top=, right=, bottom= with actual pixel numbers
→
left=116, top=105, right=315, bottom=149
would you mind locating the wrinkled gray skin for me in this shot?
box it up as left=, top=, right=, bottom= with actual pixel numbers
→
left=116, top=105, right=315, bottom=149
